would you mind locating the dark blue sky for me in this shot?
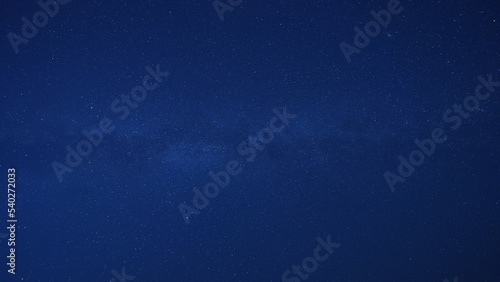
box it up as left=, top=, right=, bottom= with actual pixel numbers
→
left=0, top=0, right=499, bottom=281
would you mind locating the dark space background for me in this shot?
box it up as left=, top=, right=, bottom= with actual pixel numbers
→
left=0, top=0, right=499, bottom=281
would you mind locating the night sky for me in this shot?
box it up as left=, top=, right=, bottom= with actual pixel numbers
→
left=0, top=0, right=499, bottom=281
